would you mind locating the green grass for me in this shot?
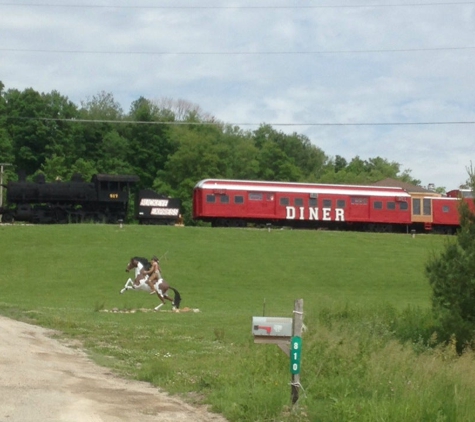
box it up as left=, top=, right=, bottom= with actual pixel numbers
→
left=2, top=224, right=473, bottom=421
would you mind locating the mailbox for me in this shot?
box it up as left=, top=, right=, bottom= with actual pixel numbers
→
left=252, top=317, right=293, bottom=338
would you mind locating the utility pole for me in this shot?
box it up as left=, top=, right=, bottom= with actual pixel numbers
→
left=0, top=163, right=12, bottom=223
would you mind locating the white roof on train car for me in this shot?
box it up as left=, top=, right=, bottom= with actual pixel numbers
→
left=195, top=179, right=411, bottom=198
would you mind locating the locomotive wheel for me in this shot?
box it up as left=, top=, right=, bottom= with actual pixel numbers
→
left=54, top=210, right=68, bottom=224
left=1, top=213, right=14, bottom=224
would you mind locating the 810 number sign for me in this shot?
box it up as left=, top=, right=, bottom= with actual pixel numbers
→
left=290, top=336, right=302, bottom=375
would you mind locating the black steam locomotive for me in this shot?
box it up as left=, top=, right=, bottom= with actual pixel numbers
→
left=0, top=172, right=182, bottom=225
left=0, top=172, right=139, bottom=224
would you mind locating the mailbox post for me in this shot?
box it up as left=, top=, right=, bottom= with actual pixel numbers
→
left=291, top=299, right=304, bottom=404
left=252, top=299, right=304, bottom=405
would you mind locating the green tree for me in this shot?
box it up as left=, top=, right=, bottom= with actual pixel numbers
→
left=221, top=127, right=259, bottom=179
left=96, top=130, right=133, bottom=174
left=319, top=155, right=420, bottom=185
left=42, top=90, right=78, bottom=159
left=4, top=87, right=78, bottom=174
left=334, top=155, right=348, bottom=173
left=257, top=139, right=302, bottom=181
left=0, top=82, right=15, bottom=171
left=125, top=97, right=176, bottom=188
left=76, top=91, right=124, bottom=165
left=253, top=124, right=327, bottom=180
left=40, top=155, right=97, bottom=182
left=163, top=130, right=221, bottom=186
left=70, top=158, right=97, bottom=182
left=40, top=154, right=68, bottom=181
left=80, top=91, right=123, bottom=120
left=426, top=167, right=475, bottom=353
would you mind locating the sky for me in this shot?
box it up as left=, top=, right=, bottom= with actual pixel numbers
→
left=1, top=1, right=475, bottom=191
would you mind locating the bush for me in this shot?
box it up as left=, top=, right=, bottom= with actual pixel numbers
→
left=426, top=171, right=475, bottom=353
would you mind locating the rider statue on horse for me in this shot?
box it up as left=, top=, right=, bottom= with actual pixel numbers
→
left=122, top=255, right=182, bottom=311
left=142, top=256, right=162, bottom=295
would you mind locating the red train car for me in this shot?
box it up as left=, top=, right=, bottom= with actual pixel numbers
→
left=193, top=179, right=474, bottom=233
left=193, top=179, right=413, bottom=231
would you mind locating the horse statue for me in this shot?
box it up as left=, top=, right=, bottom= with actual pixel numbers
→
left=121, top=256, right=182, bottom=311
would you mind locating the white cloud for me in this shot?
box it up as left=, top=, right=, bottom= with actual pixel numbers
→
left=1, top=1, right=474, bottom=189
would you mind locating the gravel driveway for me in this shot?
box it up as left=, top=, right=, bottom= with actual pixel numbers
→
left=0, top=315, right=227, bottom=422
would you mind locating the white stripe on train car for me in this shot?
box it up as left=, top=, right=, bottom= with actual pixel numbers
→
left=196, top=180, right=410, bottom=198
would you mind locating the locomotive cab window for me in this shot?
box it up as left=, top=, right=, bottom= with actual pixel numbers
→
left=101, top=181, right=120, bottom=191
left=234, top=195, right=244, bottom=204
left=206, top=194, right=216, bottom=203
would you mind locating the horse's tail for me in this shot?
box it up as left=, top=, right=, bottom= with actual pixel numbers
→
left=170, top=287, right=182, bottom=309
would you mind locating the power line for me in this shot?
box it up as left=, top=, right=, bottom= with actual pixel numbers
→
left=1, top=46, right=474, bottom=55
left=1, top=2, right=475, bottom=8
left=6, top=116, right=475, bottom=126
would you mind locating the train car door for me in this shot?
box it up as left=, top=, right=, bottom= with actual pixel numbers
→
left=346, top=196, right=370, bottom=221
left=247, top=191, right=276, bottom=218
left=411, top=196, right=433, bottom=226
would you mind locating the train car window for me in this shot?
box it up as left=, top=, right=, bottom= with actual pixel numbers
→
left=351, top=197, right=368, bottom=205
left=266, top=193, right=274, bottom=201
left=295, top=198, right=304, bottom=206
left=322, top=199, right=332, bottom=208
left=337, top=199, right=346, bottom=208
left=220, top=195, right=229, bottom=204
left=234, top=195, right=244, bottom=204
left=374, top=201, right=382, bottom=210
left=309, top=198, right=317, bottom=207
left=399, top=202, right=409, bottom=211
left=387, top=202, right=396, bottom=210
left=206, top=194, right=216, bottom=203
left=413, top=198, right=421, bottom=215
left=442, top=205, right=450, bottom=213
left=423, top=198, right=432, bottom=216
left=280, top=197, right=289, bottom=206
left=249, top=193, right=263, bottom=201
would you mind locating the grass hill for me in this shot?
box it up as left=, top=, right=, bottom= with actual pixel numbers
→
left=2, top=225, right=473, bottom=421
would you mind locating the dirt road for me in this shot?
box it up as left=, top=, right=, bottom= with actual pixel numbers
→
left=0, top=315, right=227, bottom=422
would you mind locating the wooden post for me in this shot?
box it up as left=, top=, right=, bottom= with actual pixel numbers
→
left=291, top=299, right=303, bottom=405
left=0, top=163, right=12, bottom=223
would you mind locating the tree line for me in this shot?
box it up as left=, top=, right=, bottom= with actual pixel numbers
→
left=0, top=81, right=421, bottom=223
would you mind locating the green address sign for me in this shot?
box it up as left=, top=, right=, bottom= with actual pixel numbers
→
left=290, top=336, right=302, bottom=375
